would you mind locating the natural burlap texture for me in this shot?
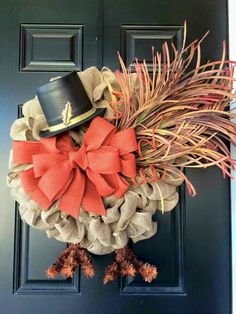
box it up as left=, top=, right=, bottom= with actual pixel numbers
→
left=8, top=67, right=183, bottom=255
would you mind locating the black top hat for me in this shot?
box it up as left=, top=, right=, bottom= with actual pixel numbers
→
left=36, top=71, right=106, bottom=138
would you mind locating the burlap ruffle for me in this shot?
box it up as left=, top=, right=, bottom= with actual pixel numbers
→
left=8, top=67, right=183, bottom=255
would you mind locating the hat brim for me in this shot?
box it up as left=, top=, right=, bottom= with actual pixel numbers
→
left=39, top=107, right=106, bottom=138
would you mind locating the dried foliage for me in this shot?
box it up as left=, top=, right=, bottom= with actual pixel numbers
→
left=47, top=243, right=95, bottom=279
left=103, top=246, right=158, bottom=284
left=109, top=22, right=236, bottom=195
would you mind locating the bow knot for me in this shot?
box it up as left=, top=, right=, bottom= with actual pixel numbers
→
left=68, top=150, right=82, bottom=169
left=12, top=117, right=138, bottom=218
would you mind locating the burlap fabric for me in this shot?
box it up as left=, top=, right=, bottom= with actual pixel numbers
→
left=7, top=67, right=183, bottom=255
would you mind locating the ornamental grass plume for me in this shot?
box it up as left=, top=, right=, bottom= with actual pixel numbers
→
left=103, top=246, right=158, bottom=284
left=47, top=243, right=95, bottom=279
left=108, top=22, right=236, bottom=197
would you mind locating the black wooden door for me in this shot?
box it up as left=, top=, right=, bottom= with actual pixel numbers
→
left=0, top=0, right=231, bottom=313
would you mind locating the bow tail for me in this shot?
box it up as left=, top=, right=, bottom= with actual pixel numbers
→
left=59, top=169, right=85, bottom=218
left=82, top=177, right=106, bottom=216
left=38, top=160, right=74, bottom=202
left=96, top=173, right=130, bottom=198
left=120, top=153, right=136, bottom=178
left=86, top=168, right=116, bottom=197
left=112, top=174, right=130, bottom=198
left=20, top=169, right=52, bottom=209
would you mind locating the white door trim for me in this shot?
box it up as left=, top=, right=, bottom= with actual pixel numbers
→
left=229, top=0, right=236, bottom=312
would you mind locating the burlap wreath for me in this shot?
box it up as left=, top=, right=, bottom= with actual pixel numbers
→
left=7, top=67, right=183, bottom=255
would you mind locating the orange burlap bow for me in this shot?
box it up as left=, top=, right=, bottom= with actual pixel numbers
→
left=12, top=117, right=137, bottom=217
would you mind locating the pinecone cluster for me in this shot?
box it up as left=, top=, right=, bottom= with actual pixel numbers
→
left=47, top=243, right=95, bottom=279
left=103, top=246, right=158, bottom=284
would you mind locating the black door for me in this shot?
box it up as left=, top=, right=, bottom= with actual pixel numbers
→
left=0, top=1, right=231, bottom=313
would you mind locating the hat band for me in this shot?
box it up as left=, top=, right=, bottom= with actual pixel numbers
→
left=45, top=107, right=97, bottom=133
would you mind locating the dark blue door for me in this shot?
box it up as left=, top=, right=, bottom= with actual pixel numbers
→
left=0, top=0, right=231, bottom=313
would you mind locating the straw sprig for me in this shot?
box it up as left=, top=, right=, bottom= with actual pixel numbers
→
left=109, top=22, right=236, bottom=195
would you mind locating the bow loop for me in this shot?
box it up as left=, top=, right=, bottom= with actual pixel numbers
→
left=83, top=116, right=116, bottom=150
left=54, top=134, right=75, bottom=153
left=40, top=136, right=59, bottom=153
left=87, top=146, right=121, bottom=174
left=109, top=128, right=138, bottom=155
left=33, top=153, right=66, bottom=177
left=13, top=141, right=45, bottom=165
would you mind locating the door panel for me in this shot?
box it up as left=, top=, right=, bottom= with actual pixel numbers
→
left=20, top=24, right=84, bottom=72
left=0, top=0, right=231, bottom=313
left=102, top=2, right=231, bottom=312
left=121, top=25, right=183, bottom=71
left=1, top=0, right=100, bottom=302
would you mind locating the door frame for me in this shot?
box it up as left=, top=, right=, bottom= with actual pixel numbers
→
left=229, top=0, right=236, bottom=312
